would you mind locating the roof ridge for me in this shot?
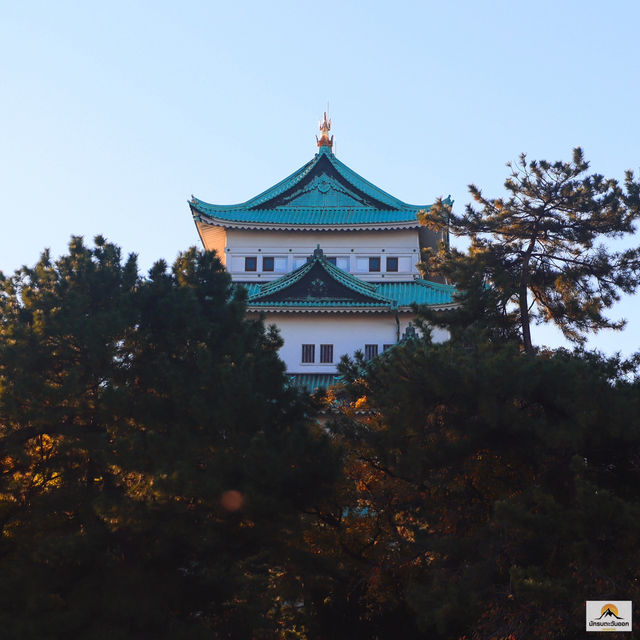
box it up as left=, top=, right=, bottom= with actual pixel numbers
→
left=322, top=258, right=377, bottom=292
left=191, top=155, right=318, bottom=212
left=412, top=278, right=456, bottom=291
left=329, top=154, right=429, bottom=210
left=250, top=259, right=315, bottom=298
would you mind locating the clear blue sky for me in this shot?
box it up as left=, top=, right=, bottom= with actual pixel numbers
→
left=2, top=1, right=639, bottom=354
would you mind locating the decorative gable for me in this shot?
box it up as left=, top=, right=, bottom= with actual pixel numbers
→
left=248, top=247, right=394, bottom=308
left=256, top=262, right=379, bottom=304
left=256, top=155, right=391, bottom=210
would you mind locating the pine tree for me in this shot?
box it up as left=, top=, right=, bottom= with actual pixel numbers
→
left=322, top=338, right=640, bottom=639
left=0, top=237, right=336, bottom=639
left=420, top=149, right=640, bottom=353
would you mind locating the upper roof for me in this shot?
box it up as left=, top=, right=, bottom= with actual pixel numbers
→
left=190, top=145, right=451, bottom=231
left=238, top=246, right=456, bottom=311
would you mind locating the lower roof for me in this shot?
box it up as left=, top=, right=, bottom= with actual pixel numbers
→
left=286, top=373, right=341, bottom=392
left=232, top=246, right=456, bottom=312
left=238, top=278, right=455, bottom=311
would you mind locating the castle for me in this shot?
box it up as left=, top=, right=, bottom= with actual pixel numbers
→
left=190, top=115, right=455, bottom=388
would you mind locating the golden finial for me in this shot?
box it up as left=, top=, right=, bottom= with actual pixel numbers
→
left=316, top=112, right=334, bottom=151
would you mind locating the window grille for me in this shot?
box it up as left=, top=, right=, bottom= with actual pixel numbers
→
left=364, top=344, right=378, bottom=360
left=302, top=344, right=315, bottom=363
left=320, top=344, right=333, bottom=363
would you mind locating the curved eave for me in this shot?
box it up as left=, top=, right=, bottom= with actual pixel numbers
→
left=193, top=213, right=423, bottom=232
left=247, top=305, right=394, bottom=313
left=246, top=303, right=458, bottom=314
left=397, top=303, right=458, bottom=312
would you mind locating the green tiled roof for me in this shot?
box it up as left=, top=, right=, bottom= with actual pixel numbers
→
left=239, top=282, right=261, bottom=297
left=191, top=147, right=451, bottom=228
left=286, top=373, right=341, bottom=392
left=376, top=280, right=455, bottom=306
left=240, top=280, right=455, bottom=307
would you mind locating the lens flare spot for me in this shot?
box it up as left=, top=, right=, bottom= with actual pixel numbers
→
left=221, top=490, right=244, bottom=512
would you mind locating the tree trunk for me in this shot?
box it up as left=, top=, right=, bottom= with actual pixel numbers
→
left=519, top=279, right=533, bottom=355
left=520, top=235, right=537, bottom=355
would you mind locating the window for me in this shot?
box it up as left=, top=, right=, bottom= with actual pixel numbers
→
left=328, top=256, right=350, bottom=271
left=336, top=257, right=350, bottom=271
left=320, top=344, right=333, bottom=363
left=245, top=256, right=257, bottom=272
left=386, top=257, right=398, bottom=272
left=356, top=257, right=369, bottom=272
left=302, top=344, right=315, bottom=363
left=273, top=257, right=288, bottom=273
left=262, top=256, right=288, bottom=272
left=364, top=344, right=378, bottom=360
left=383, top=344, right=394, bottom=352
left=369, top=257, right=381, bottom=272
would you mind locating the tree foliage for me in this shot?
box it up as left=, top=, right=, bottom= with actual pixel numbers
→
left=0, top=237, right=336, bottom=639
left=3, top=180, right=640, bottom=639
left=420, top=149, right=640, bottom=353
left=323, top=338, right=640, bottom=639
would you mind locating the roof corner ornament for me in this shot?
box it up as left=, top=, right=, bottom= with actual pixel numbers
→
left=401, top=322, right=418, bottom=342
left=313, top=244, right=324, bottom=259
left=316, top=112, right=334, bottom=152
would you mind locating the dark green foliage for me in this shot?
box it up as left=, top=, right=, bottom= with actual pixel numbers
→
left=324, top=338, right=640, bottom=639
left=3, top=219, right=640, bottom=639
left=0, top=237, right=336, bottom=639
left=420, top=149, right=640, bottom=353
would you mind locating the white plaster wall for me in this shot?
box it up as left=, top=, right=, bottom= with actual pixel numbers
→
left=196, top=223, right=228, bottom=266
left=224, top=228, right=421, bottom=282
left=255, top=312, right=449, bottom=373
left=227, top=228, right=419, bottom=249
